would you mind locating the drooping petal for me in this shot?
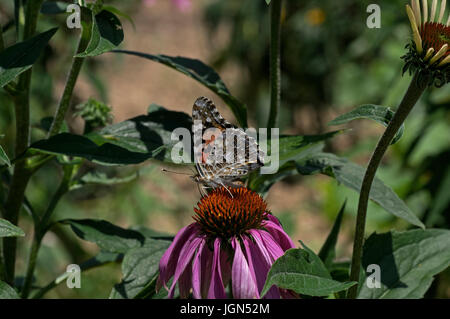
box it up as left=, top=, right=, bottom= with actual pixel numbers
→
left=178, top=262, right=193, bottom=298
left=220, top=246, right=232, bottom=287
left=231, top=237, right=259, bottom=299
left=248, top=230, right=273, bottom=265
left=191, top=240, right=205, bottom=298
left=264, top=215, right=296, bottom=250
left=192, top=240, right=214, bottom=298
left=207, top=238, right=227, bottom=299
left=242, top=236, right=280, bottom=299
left=158, top=223, right=201, bottom=289
left=258, top=230, right=285, bottom=260
left=168, top=235, right=204, bottom=298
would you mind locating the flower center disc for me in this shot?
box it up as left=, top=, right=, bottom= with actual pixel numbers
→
left=193, top=187, right=268, bottom=239
left=421, top=22, right=450, bottom=57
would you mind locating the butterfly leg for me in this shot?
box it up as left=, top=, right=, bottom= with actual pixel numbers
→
left=218, top=180, right=234, bottom=198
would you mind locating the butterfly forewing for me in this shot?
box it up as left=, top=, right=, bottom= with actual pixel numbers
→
left=191, top=96, right=265, bottom=191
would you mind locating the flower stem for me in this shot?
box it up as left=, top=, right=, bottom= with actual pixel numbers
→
left=48, top=42, right=87, bottom=137
left=2, top=0, right=44, bottom=285
left=267, top=0, right=282, bottom=129
left=347, top=73, right=426, bottom=299
left=20, top=166, right=73, bottom=298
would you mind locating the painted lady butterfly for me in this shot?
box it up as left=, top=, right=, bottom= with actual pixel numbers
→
left=191, top=96, right=265, bottom=196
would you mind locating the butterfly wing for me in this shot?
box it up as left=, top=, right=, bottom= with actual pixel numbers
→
left=191, top=96, right=265, bottom=187
left=192, top=96, right=236, bottom=130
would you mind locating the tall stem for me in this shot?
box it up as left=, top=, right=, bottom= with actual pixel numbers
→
left=347, top=73, right=426, bottom=298
left=20, top=166, right=72, bottom=298
left=48, top=22, right=90, bottom=137
left=267, top=0, right=282, bottom=129
left=2, top=0, right=44, bottom=285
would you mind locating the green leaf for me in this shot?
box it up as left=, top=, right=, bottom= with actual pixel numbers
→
left=274, top=131, right=343, bottom=167
left=262, top=242, right=357, bottom=297
left=31, top=251, right=122, bottom=298
left=29, top=107, right=193, bottom=165
left=358, top=229, right=450, bottom=299
left=110, top=239, right=171, bottom=299
left=0, top=144, right=11, bottom=167
left=61, top=219, right=145, bottom=254
left=0, top=281, right=19, bottom=299
left=266, top=0, right=272, bottom=4
left=40, top=1, right=68, bottom=14
left=0, top=218, right=25, bottom=238
left=53, top=251, right=122, bottom=284
left=29, top=133, right=158, bottom=165
left=249, top=161, right=299, bottom=196
left=71, top=170, right=139, bottom=190
left=89, top=107, right=193, bottom=164
left=296, top=153, right=425, bottom=228
left=249, top=131, right=341, bottom=195
left=318, top=200, right=346, bottom=269
left=0, top=28, right=58, bottom=87
left=111, top=50, right=248, bottom=127
left=76, top=10, right=124, bottom=57
left=328, top=104, right=405, bottom=144
left=103, top=5, right=136, bottom=31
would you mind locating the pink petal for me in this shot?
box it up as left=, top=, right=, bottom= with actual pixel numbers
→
left=178, top=262, right=192, bottom=298
left=220, top=246, right=232, bottom=287
left=249, top=230, right=273, bottom=265
left=207, top=238, right=227, bottom=298
left=168, top=235, right=204, bottom=298
left=264, top=215, right=296, bottom=250
left=158, top=223, right=200, bottom=290
left=243, top=235, right=280, bottom=299
left=231, top=237, right=259, bottom=299
left=191, top=240, right=205, bottom=298
left=258, top=230, right=285, bottom=260
left=192, top=240, right=214, bottom=299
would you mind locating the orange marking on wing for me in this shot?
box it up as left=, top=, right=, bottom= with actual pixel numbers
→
left=205, top=134, right=216, bottom=145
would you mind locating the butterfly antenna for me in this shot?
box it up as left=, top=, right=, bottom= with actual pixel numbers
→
left=161, top=168, right=192, bottom=175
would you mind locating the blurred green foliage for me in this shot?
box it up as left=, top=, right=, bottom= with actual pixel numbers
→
left=0, top=0, right=448, bottom=298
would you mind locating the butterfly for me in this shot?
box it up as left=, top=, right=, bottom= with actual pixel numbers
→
left=190, top=96, right=265, bottom=196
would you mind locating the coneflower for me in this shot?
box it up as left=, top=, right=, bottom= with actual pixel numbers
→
left=157, top=187, right=296, bottom=299
left=403, top=0, right=450, bottom=86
